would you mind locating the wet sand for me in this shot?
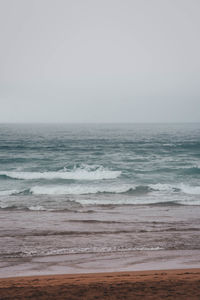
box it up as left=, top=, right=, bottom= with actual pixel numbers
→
left=0, top=268, right=200, bottom=299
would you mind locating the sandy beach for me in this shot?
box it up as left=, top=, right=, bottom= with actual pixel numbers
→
left=0, top=268, right=200, bottom=299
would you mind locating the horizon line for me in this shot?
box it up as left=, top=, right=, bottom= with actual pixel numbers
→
left=0, top=121, right=200, bottom=125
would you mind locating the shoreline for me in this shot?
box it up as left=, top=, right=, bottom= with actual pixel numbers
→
left=1, top=268, right=200, bottom=299
left=1, top=249, right=200, bottom=279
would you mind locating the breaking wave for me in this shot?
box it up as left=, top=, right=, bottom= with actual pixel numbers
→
left=28, top=205, right=46, bottom=211
left=29, top=183, right=200, bottom=196
left=0, top=165, right=121, bottom=181
left=0, top=190, right=19, bottom=196
left=1, top=183, right=200, bottom=197
left=149, top=183, right=200, bottom=195
left=30, top=184, right=136, bottom=195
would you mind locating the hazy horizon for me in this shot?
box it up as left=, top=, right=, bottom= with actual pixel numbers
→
left=0, top=121, right=200, bottom=124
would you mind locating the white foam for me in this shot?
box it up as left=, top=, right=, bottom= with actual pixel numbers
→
left=0, top=165, right=121, bottom=180
left=134, top=247, right=163, bottom=251
left=76, top=197, right=175, bottom=206
left=30, top=184, right=134, bottom=195
left=45, top=246, right=163, bottom=255
left=149, top=183, right=175, bottom=192
left=0, top=204, right=12, bottom=209
left=28, top=182, right=200, bottom=196
left=0, top=189, right=18, bottom=196
left=28, top=205, right=46, bottom=211
left=179, top=184, right=200, bottom=195
left=150, top=183, right=200, bottom=195
left=21, top=246, right=163, bottom=257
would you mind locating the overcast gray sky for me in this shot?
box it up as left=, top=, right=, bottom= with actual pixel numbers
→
left=0, top=0, right=199, bottom=123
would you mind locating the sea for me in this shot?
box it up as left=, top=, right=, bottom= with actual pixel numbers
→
left=0, top=123, right=200, bottom=276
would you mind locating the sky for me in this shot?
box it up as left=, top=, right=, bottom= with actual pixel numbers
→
left=0, top=0, right=200, bottom=123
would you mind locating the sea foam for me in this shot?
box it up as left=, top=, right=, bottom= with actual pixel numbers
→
left=179, top=184, right=200, bottom=195
left=0, top=190, right=19, bottom=196
left=1, top=183, right=200, bottom=197
left=0, top=165, right=121, bottom=181
left=28, top=205, right=46, bottom=211
left=30, top=184, right=134, bottom=195
left=16, top=246, right=164, bottom=257
left=150, top=183, right=200, bottom=195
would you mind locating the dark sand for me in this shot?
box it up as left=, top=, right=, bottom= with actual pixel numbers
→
left=0, top=268, right=200, bottom=299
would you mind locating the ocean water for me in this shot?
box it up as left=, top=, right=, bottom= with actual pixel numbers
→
left=0, top=123, right=200, bottom=274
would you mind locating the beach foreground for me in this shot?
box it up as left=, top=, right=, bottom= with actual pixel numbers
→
left=0, top=269, right=200, bottom=299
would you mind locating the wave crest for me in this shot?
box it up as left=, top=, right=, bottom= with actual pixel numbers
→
left=0, top=165, right=121, bottom=181
left=149, top=183, right=200, bottom=195
left=1, top=183, right=200, bottom=197
left=0, top=189, right=19, bottom=196
left=30, top=184, right=135, bottom=195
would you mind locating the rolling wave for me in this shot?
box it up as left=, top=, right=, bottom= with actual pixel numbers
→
left=0, top=190, right=19, bottom=196
left=0, top=165, right=121, bottom=181
left=0, top=183, right=200, bottom=197
left=149, top=183, right=200, bottom=195
left=29, top=183, right=200, bottom=196
left=30, top=184, right=135, bottom=195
